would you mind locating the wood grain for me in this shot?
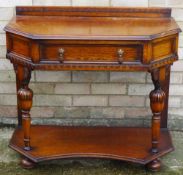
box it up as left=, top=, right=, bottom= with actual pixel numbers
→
left=9, top=126, right=174, bottom=164
left=5, top=16, right=181, bottom=40
left=16, top=6, right=172, bottom=18
left=40, top=44, right=142, bottom=62
left=4, top=6, right=181, bottom=171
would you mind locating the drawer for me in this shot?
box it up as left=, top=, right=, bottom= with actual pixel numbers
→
left=40, top=44, right=143, bottom=63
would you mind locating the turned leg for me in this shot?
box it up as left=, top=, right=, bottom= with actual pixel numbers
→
left=20, top=156, right=35, bottom=169
left=146, top=159, right=161, bottom=172
left=13, top=64, right=22, bottom=127
left=150, top=69, right=165, bottom=153
left=17, top=67, right=33, bottom=151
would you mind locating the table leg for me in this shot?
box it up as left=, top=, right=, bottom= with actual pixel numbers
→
left=150, top=69, right=165, bottom=154
left=146, top=159, right=161, bottom=172
left=20, top=156, right=35, bottom=169
left=13, top=64, right=23, bottom=127
left=17, top=67, right=33, bottom=151
left=159, top=65, right=170, bottom=128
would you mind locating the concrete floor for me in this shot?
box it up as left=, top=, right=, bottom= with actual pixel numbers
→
left=0, top=127, right=183, bottom=175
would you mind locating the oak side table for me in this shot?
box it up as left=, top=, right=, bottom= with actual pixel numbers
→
left=4, top=6, right=181, bottom=172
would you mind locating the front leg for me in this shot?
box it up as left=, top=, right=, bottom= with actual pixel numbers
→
left=18, top=67, right=33, bottom=151
left=20, top=156, right=35, bottom=169
left=150, top=69, right=165, bottom=154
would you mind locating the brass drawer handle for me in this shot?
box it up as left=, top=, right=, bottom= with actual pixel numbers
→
left=117, top=49, right=124, bottom=64
left=58, top=48, right=65, bottom=63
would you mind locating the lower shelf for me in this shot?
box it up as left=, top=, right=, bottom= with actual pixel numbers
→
left=9, top=125, right=174, bottom=164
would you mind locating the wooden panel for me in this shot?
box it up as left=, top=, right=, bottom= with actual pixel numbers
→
left=152, top=39, right=174, bottom=60
left=11, top=36, right=30, bottom=58
left=9, top=126, right=174, bottom=164
left=16, top=6, right=171, bottom=18
left=40, top=44, right=142, bottom=62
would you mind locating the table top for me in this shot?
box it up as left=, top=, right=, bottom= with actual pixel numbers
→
left=4, top=6, right=181, bottom=72
left=4, top=6, right=181, bottom=40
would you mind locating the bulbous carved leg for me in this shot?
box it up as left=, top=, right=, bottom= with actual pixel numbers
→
left=146, top=159, right=161, bottom=172
left=20, top=157, right=35, bottom=169
left=17, top=67, right=33, bottom=151
left=150, top=69, right=165, bottom=153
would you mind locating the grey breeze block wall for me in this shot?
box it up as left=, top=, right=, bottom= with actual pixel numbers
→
left=0, top=0, right=183, bottom=129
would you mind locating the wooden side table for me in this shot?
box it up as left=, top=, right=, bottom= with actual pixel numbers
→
left=4, top=6, right=181, bottom=171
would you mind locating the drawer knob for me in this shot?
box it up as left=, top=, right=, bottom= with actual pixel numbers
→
left=117, top=49, right=124, bottom=64
left=58, top=48, right=65, bottom=63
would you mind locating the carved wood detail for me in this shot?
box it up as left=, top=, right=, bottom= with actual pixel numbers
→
left=17, top=67, right=33, bottom=151
left=150, top=69, right=165, bottom=153
left=6, top=52, right=177, bottom=71
left=4, top=6, right=181, bottom=171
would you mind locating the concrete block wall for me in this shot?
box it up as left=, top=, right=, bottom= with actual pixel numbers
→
left=0, top=0, right=183, bottom=128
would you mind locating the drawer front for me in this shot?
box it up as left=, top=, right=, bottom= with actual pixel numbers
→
left=40, top=44, right=143, bottom=63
